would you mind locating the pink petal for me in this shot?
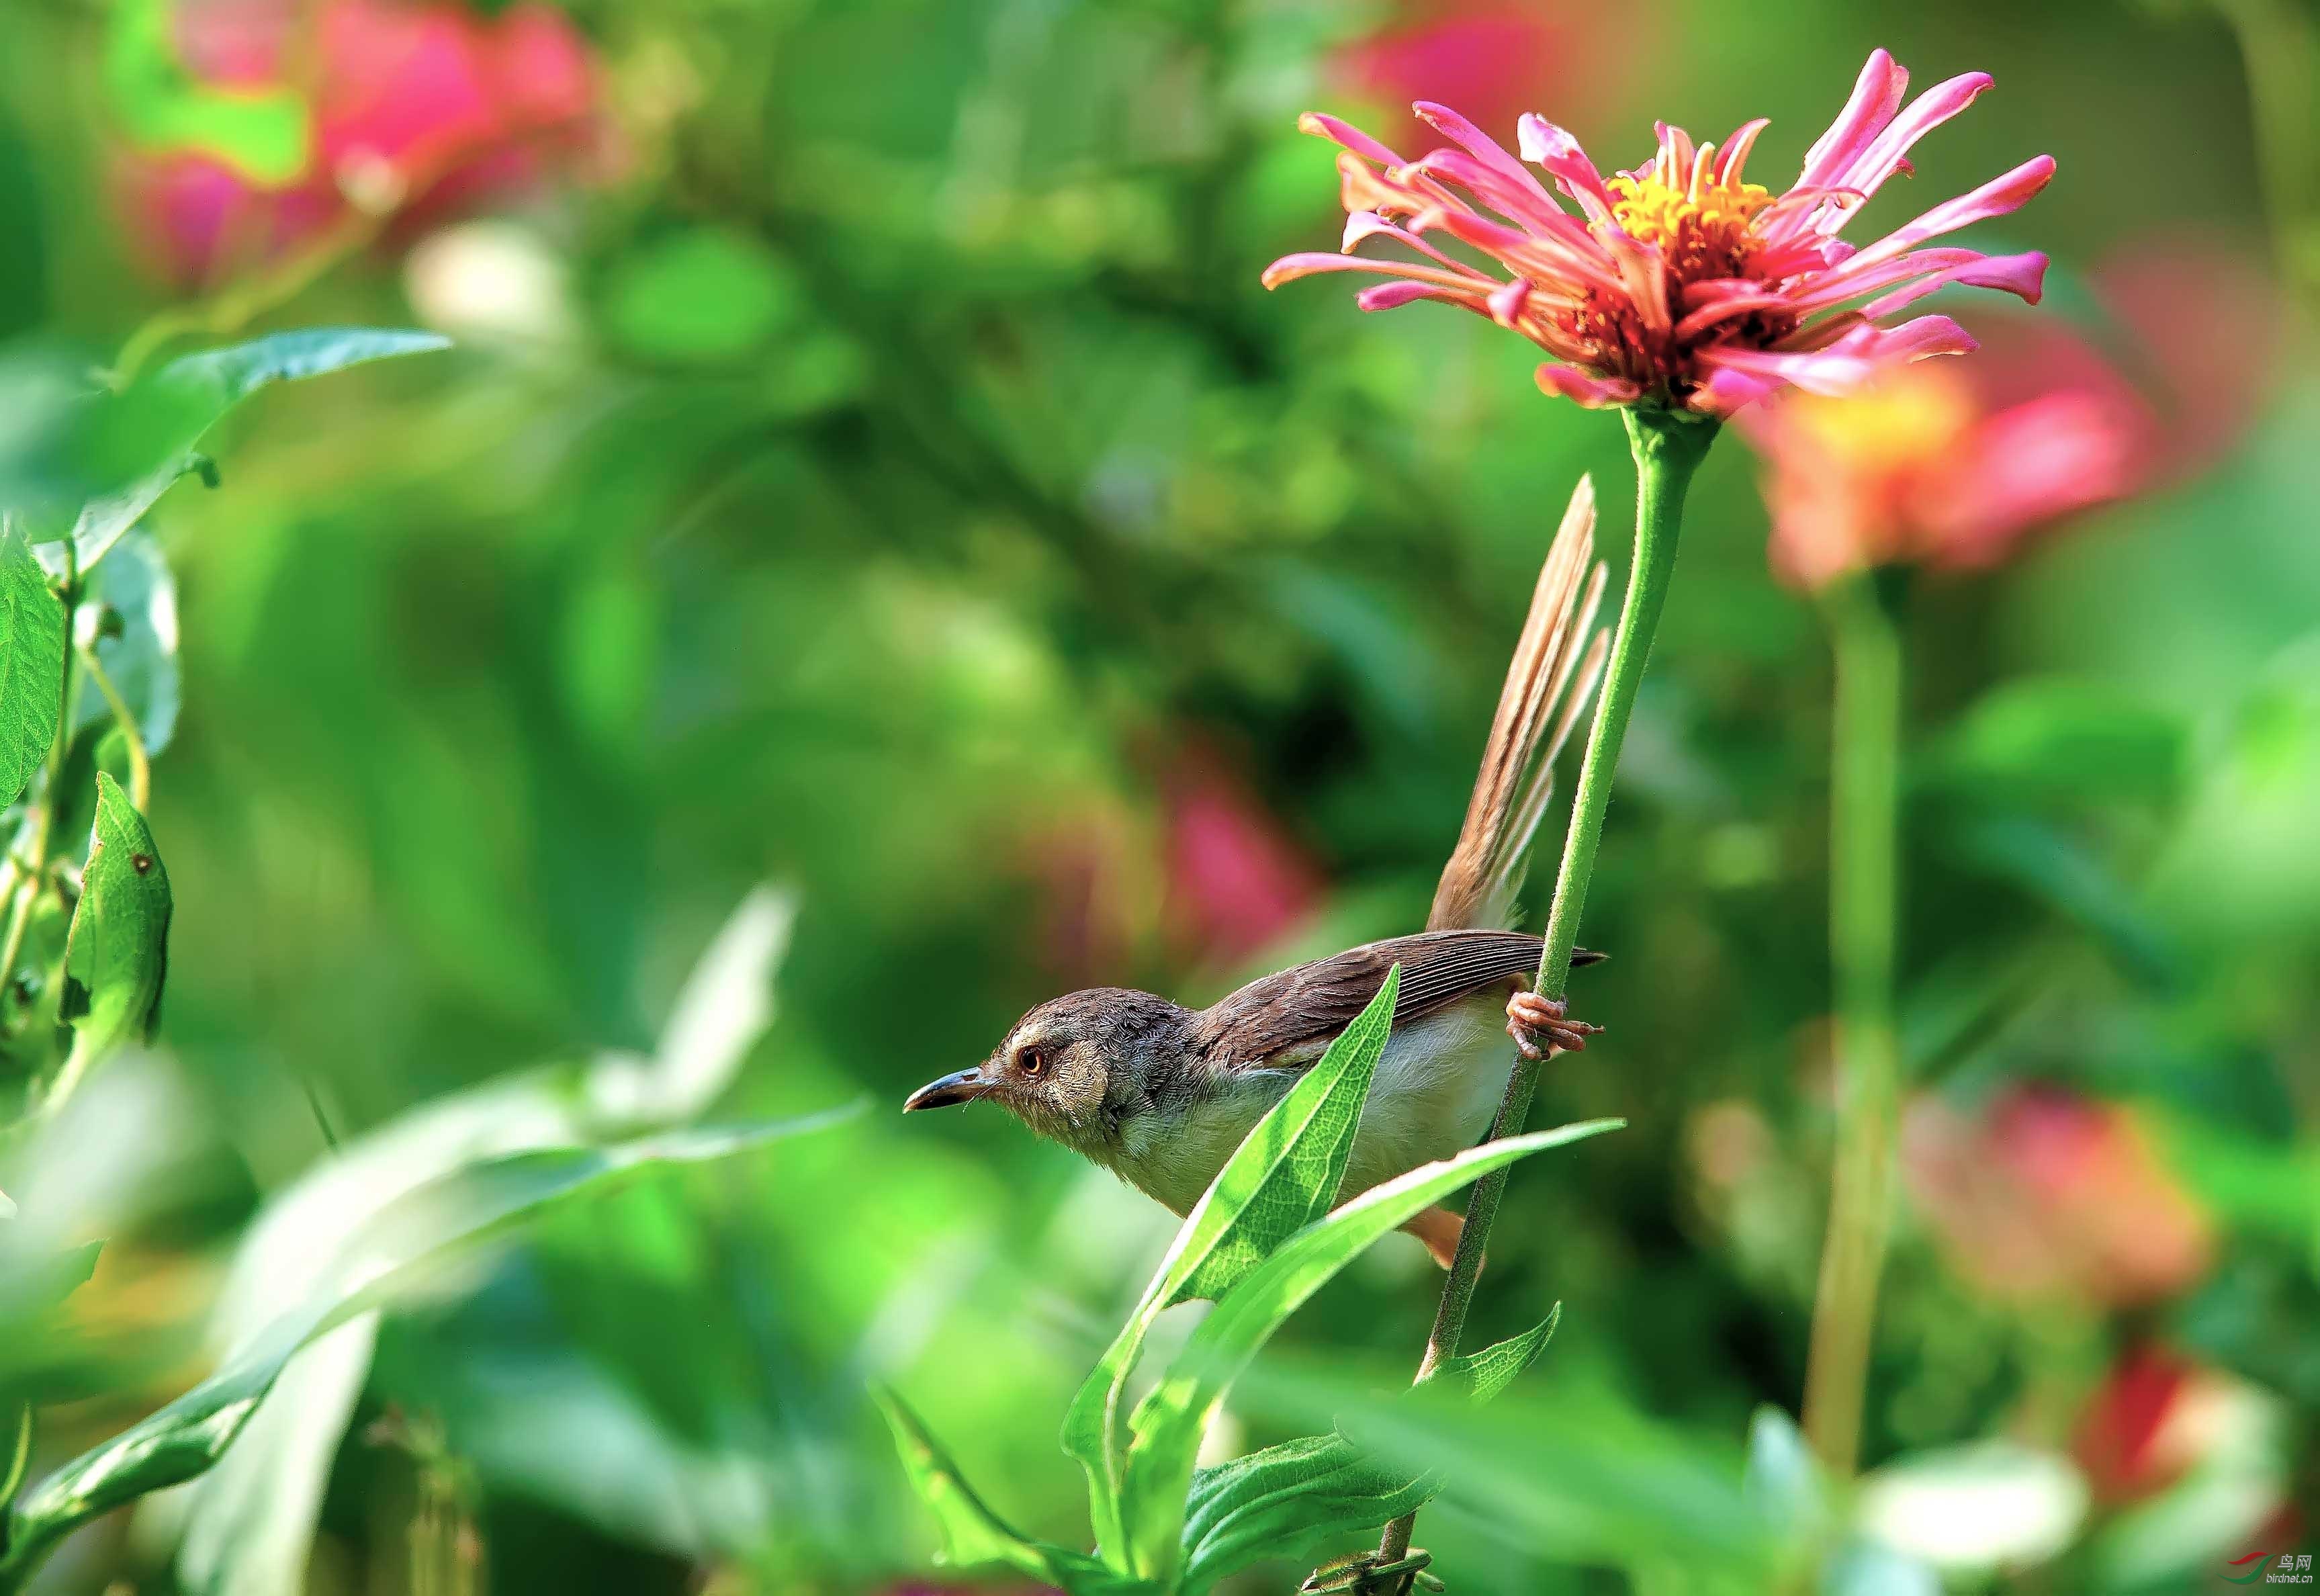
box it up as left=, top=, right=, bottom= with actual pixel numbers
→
left=1821, top=72, right=1994, bottom=224
left=1853, top=312, right=1980, bottom=363
left=1517, top=114, right=1616, bottom=222
left=1297, top=112, right=1406, bottom=167
left=1343, top=209, right=1493, bottom=277
left=1843, top=155, right=2058, bottom=275
left=1717, top=118, right=1771, bottom=185
left=1697, top=343, right=1881, bottom=398
left=1797, top=50, right=1910, bottom=193
left=1534, top=364, right=1642, bottom=407
left=1260, top=252, right=1488, bottom=294
left=1413, top=100, right=1555, bottom=207
left=1488, top=277, right=1531, bottom=325
left=1356, top=281, right=1475, bottom=312
left=1859, top=249, right=2047, bottom=320
left=1929, top=392, right=2145, bottom=563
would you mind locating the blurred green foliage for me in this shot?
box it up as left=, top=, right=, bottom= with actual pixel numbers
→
left=0, top=0, right=2311, bottom=1591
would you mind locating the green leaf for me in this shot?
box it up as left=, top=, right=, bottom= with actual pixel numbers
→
left=76, top=330, right=448, bottom=568
left=70, top=531, right=179, bottom=755
left=1063, top=969, right=1399, bottom=1560
left=1119, top=1118, right=1623, bottom=1582
left=1426, top=1307, right=1560, bottom=1407
left=0, top=1112, right=854, bottom=1587
left=1175, top=1315, right=1556, bottom=1593
left=1179, top=1431, right=1435, bottom=1596
left=0, top=522, right=62, bottom=807
left=62, top=453, right=208, bottom=576
left=876, top=1387, right=1154, bottom=1596
left=57, top=772, right=171, bottom=1075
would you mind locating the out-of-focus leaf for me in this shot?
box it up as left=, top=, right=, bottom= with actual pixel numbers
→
left=1742, top=1406, right=1826, bottom=1546
left=1946, top=814, right=2174, bottom=985
left=605, top=230, right=801, bottom=365
left=58, top=773, right=171, bottom=1079
left=1177, top=1311, right=1558, bottom=1593
left=0, top=521, right=62, bottom=806
left=70, top=531, right=179, bottom=755
left=1822, top=1542, right=1943, bottom=1596
left=105, top=0, right=307, bottom=181
left=169, top=888, right=797, bottom=1596
left=1934, top=677, right=2185, bottom=811
left=1855, top=1442, right=2088, bottom=1575
left=1118, top=1118, right=1624, bottom=1583
left=1063, top=970, right=1398, bottom=1558
left=1240, top=1357, right=1778, bottom=1582
left=1, top=1113, right=856, bottom=1587
left=876, top=1387, right=1153, bottom=1596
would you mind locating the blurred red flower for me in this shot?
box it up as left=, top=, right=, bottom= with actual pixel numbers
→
left=1739, top=316, right=2153, bottom=588
left=1159, top=744, right=1322, bottom=968
left=116, top=0, right=603, bottom=287
left=1902, top=1085, right=2213, bottom=1308
left=2074, top=1341, right=2209, bottom=1504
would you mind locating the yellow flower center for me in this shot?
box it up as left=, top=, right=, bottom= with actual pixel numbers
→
left=1603, top=172, right=1774, bottom=280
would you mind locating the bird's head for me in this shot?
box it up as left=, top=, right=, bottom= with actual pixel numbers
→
left=903, top=987, right=1190, bottom=1157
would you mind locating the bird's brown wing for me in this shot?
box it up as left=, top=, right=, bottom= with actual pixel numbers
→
left=1429, top=479, right=1610, bottom=932
left=1193, top=929, right=1602, bottom=1072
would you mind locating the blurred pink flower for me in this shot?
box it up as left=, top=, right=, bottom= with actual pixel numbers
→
left=2094, top=241, right=2288, bottom=480
left=1265, top=48, right=2052, bottom=416
left=1329, top=4, right=1627, bottom=168
left=1159, top=744, right=1322, bottom=967
left=117, top=0, right=603, bottom=287
left=1902, top=1085, right=2214, bottom=1308
left=1738, top=318, right=2151, bottom=588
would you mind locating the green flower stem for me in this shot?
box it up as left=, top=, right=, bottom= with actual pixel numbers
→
left=1374, top=406, right=1715, bottom=1572
left=1800, top=570, right=1905, bottom=1478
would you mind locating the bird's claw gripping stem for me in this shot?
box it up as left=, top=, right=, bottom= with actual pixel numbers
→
left=1302, top=1549, right=1443, bottom=1595
left=1505, top=989, right=1601, bottom=1060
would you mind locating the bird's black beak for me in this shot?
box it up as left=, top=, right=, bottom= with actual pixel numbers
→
left=903, top=1067, right=991, bottom=1112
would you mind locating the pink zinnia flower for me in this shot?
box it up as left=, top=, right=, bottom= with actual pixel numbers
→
left=117, top=0, right=603, bottom=288
left=1902, top=1085, right=2214, bottom=1309
left=1739, top=318, right=2151, bottom=587
left=1263, top=48, right=2053, bottom=416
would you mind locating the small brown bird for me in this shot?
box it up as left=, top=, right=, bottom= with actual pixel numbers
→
left=906, top=481, right=1612, bottom=1266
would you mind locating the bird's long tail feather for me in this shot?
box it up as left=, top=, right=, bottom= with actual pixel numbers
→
left=1428, top=478, right=1611, bottom=933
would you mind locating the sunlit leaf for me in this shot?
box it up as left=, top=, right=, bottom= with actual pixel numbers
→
left=1063, top=969, right=1398, bottom=1560
left=877, top=1387, right=1153, bottom=1596
left=1119, top=1118, right=1623, bottom=1582
left=57, top=772, right=171, bottom=1078
left=0, top=522, right=62, bottom=807
left=0, top=1112, right=856, bottom=1587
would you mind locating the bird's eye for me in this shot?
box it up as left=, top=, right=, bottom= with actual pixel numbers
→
left=1016, top=1045, right=1050, bottom=1079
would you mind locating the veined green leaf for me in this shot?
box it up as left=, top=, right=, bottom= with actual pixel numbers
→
left=877, top=1388, right=1154, bottom=1596
left=1062, top=970, right=1399, bottom=1561
left=0, top=1111, right=856, bottom=1587
left=1118, top=1119, right=1623, bottom=1582
left=56, top=773, right=171, bottom=1085
left=0, top=522, right=63, bottom=807
left=1176, top=1311, right=1559, bottom=1593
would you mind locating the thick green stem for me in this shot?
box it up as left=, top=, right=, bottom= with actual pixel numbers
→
left=1374, top=408, right=1714, bottom=1572
left=1800, top=572, right=1905, bottom=1478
